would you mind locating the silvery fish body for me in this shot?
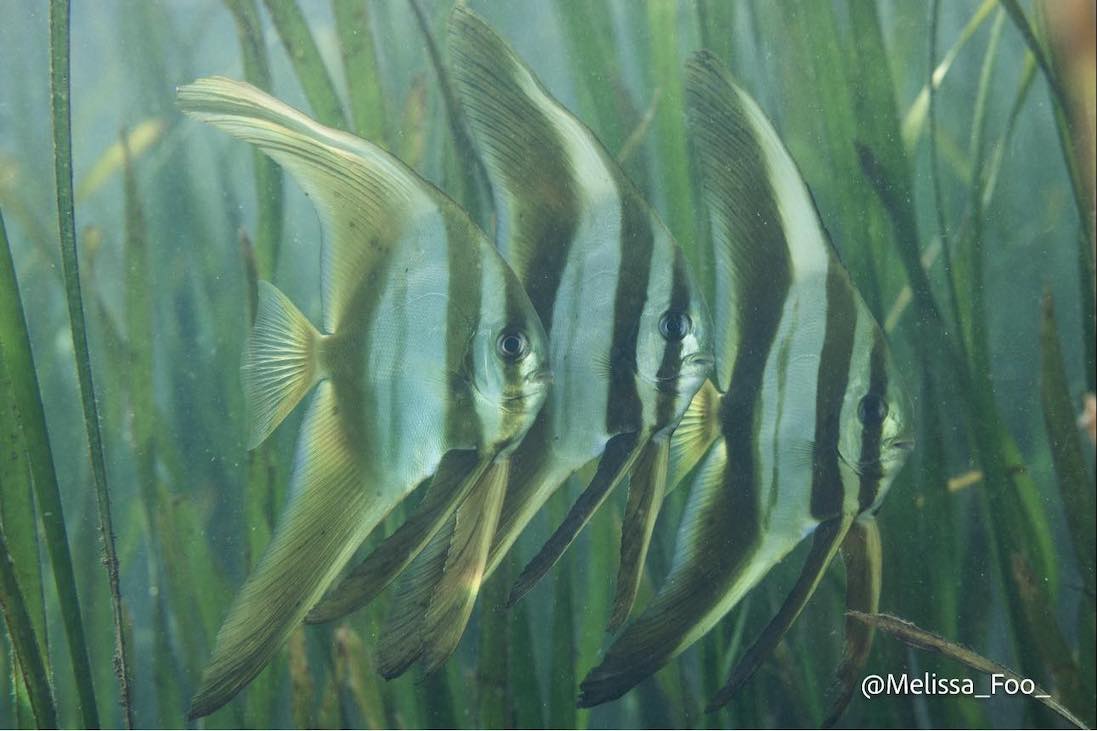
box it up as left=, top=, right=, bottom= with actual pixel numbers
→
left=176, top=77, right=549, bottom=718
left=579, top=52, right=915, bottom=708
left=308, top=7, right=714, bottom=672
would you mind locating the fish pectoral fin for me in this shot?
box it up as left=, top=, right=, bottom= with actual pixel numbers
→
left=507, top=432, right=645, bottom=608
left=608, top=438, right=669, bottom=633
left=667, top=378, right=721, bottom=494
left=420, top=459, right=510, bottom=672
left=377, top=460, right=510, bottom=678
left=306, top=450, right=488, bottom=624
left=243, top=281, right=322, bottom=449
left=823, top=514, right=883, bottom=728
left=189, top=381, right=369, bottom=719
left=706, top=513, right=855, bottom=712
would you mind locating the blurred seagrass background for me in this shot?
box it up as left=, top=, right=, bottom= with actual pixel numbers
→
left=0, top=0, right=1094, bottom=728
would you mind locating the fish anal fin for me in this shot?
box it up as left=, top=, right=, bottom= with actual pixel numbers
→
left=706, top=513, right=855, bottom=712
left=306, top=450, right=487, bottom=624
left=822, top=515, right=882, bottom=728
left=608, top=438, right=669, bottom=633
left=189, top=381, right=368, bottom=719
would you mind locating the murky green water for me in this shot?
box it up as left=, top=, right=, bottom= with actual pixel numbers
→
left=0, top=1, right=1093, bottom=728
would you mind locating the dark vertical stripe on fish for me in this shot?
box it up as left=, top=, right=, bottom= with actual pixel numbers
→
left=810, top=264, right=856, bottom=519
left=654, top=247, right=691, bottom=431
left=606, top=190, right=653, bottom=435
left=447, top=19, right=580, bottom=333
left=444, top=216, right=483, bottom=449
left=857, top=327, right=888, bottom=511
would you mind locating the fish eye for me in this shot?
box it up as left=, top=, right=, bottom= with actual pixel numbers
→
left=496, top=330, right=530, bottom=362
left=857, top=393, right=889, bottom=426
left=659, top=311, right=692, bottom=341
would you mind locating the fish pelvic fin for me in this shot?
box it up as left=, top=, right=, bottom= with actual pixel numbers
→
left=608, top=437, right=669, bottom=633
left=377, top=460, right=510, bottom=677
left=189, top=380, right=369, bottom=719
left=706, top=513, right=855, bottom=712
left=305, top=450, right=489, bottom=624
left=420, top=459, right=510, bottom=672
left=823, top=514, right=882, bottom=727
left=507, top=432, right=645, bottom=608
left=243, top=281, right=323, bottom=449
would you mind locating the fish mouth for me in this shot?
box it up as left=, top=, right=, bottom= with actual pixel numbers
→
left=524, top=368, right=554, bottom=387
left=499, top=368, right=553, bottom=410
left=649, top=353, right=715, bottom=393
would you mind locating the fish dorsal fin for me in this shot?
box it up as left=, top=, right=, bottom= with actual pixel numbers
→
left=685, top=51, right=832, bottom=392
left=448, top=6, right=620, bottom=327
left=178, top=77, right=451, bottom=333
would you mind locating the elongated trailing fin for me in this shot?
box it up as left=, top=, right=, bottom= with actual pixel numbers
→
left=608, top=438, right=669, bottom=633
left=306, top=450, right=488, bottom=624
left=686, top=51, right=835, bottom=392
left=822, top=515, right=882, bottom=727
left=420, top=459, right=510, bottom=672
left=189, top=382, right=367, bottom=719
left=706, top=514, right=854, bottom=712
left=578, top=443, right=730, bottom=707
left=378, top=460, right=510, bottom=677
left=243, top=281, right=322, bottom=449
left=507, top=432, right=644, bottom=608
left=178, top=77, right=446, bottom=332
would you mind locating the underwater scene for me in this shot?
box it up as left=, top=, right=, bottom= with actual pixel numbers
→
left=0, top=0, right=1094, bottom=729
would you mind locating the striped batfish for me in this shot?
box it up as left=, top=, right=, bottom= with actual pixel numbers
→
left=176, top=77, right=550, bottom=718
left=578, top=51, right=914, bottom=709
left=306, top=6, right=714, bottom=672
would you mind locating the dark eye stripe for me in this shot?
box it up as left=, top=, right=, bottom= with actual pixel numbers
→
left=857, top=327, right=889, bottom=511
left=604, top=189, right=653, bottom=435
left=809, top=263, right=856, bottom=520
left=654, top=250, right=691, bottom=427
left=443, top=215, right=483, bottom=447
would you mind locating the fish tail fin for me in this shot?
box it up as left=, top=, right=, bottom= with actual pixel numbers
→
left=188, top=381, right=370, bottom=719
left=243, top=281, right=323, bottom=449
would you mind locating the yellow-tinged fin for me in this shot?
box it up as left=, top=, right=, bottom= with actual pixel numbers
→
left=177, top=77, right=433, bottom=332
left=506, top=432, right=645, bottom=608
left=377, top=461, right=510, bottom=677
left=667, top=378, right=721, bottom=493
left=189, top=381, right=368, bottom=719
left=243, top=281, right=322, bottom=449
left=305, top=450, right=489, bottom=624
left=823, top=515, right=882, bottom=727
left=419, top=459, right=510, bottom=672
left=706, top=513, right=855, bottom=712
left=608, top=438, right=669, bottom=633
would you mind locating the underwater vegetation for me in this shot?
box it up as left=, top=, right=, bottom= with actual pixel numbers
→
left=0, top=0, right=1094, bottom=729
